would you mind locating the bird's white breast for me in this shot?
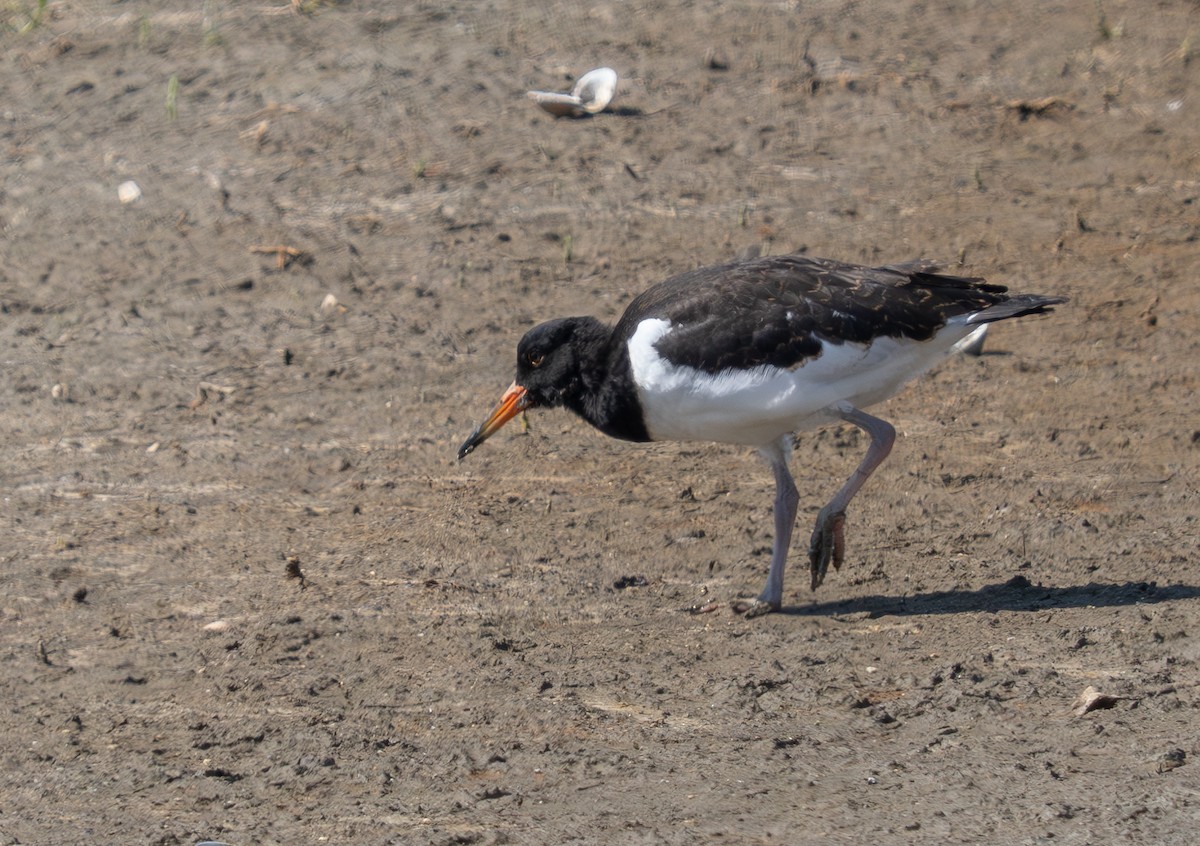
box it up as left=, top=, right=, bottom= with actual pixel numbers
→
left=626, top=317, right=981, bottom=446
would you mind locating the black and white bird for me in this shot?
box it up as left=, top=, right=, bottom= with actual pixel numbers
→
left=458, top=253, right=1064, bottom=616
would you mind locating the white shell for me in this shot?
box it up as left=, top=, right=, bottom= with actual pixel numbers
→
left=571, top=67, right=617, bottom=113
left=528, top=67, right=617, bottom=116
left=525, top=90, right=586, bottom=117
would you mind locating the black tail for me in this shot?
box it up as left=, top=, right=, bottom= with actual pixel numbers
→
left=967, top=294, right=1067, bottom=325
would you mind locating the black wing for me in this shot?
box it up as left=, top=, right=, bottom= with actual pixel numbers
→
left=614, top=254, right=1057, bottom=375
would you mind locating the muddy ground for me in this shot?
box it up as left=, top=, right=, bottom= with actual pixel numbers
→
left=2, top=1, right=1199, bottom=844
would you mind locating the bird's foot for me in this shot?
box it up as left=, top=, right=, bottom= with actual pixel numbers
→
left=808, top=508, right=846, bottom=590
left=730, top=597, right=780, bottom=618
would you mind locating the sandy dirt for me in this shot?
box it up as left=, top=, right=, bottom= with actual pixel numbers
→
left=2, top=1, right=1199, bottom=844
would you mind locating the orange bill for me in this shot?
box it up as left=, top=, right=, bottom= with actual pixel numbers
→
left=458, top=382, right=529, bottom=460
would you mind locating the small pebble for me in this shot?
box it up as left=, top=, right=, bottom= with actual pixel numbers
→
left=1155, top=748, right=1186, bottom=774
left=1071, top=684, right=1125, bottom=716
left=118, top=180, right=142, bottom=204
left=202, top=620, right=231, bottom=633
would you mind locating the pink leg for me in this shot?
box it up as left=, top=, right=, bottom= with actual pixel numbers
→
left=730, top=439, right=798, bottom=617
left=808, top=404, right=896, bottom=589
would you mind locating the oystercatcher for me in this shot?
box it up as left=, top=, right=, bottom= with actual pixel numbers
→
left=458, top=253, right=1064, bottom=616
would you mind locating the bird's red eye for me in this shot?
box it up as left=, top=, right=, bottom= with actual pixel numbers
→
left=527, top=352, right=544, bottom=367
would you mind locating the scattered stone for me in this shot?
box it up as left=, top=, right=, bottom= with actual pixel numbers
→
left=250, top=243, right=310, bottom=269
left=189, top=381, right=235, bottom=409
left=1154, top=748, right=1186, bottom=774
left=285, top=555, right=307, bottom=587
left=117, top=180, right=142, bottom=204
left=202, top=620, right=231, bottom=634
left=1071, top=684, right=1132, bottom=716
left=613, top=575, right=648, bottom=590
left=1006, top=96, right=1073, bottom=120
left=705, top=48, right=730, bottom=70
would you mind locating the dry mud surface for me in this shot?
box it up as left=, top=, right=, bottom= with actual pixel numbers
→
left=2, top=2, right=1199, bottom=844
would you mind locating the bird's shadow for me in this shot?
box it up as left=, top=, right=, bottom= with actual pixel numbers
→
left=781, top=577, right=1200, bottom=618
left=560, top=106, right=646, bottom=119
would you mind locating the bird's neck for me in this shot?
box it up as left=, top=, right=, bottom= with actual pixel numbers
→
left=563, top=321, right=651, bottom=443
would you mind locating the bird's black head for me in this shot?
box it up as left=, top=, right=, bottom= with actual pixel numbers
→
left=514, top=317, right=602, bottom=409
left=457, top=316, right=609, bottom=460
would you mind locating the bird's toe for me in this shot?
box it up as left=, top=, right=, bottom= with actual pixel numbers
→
left=731, top=597, right=780, bottom=618
left=808, top=510, right=847, bottom=589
